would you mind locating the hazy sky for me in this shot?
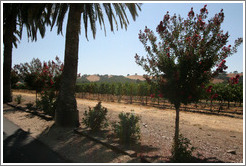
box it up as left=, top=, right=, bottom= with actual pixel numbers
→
left=11, top=2, right=244, bottom=76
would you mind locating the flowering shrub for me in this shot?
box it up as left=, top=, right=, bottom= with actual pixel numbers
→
left=229, top=74, right=240, bottom=85
left=135, top=5, right=242, bottom=159
left=135, top=6, right=242, bottom=106
left=13, top=57, right=63, bottom=117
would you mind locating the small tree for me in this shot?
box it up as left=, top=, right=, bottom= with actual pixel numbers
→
left=135, top=5, right=242, bottom=160
left=13, top=57, right=63, bottom=106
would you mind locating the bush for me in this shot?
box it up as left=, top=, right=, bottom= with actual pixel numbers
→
left=82, top=102, right=108, bottom=131
left=26, top=102, right=34, bottom=110
left=15, top=95, right=23, bottom=104
left=171, top=134, right=196, bottom=162
left=36, top=90, right=56, bottom=117
left=113, top=111, right=140, bottom=144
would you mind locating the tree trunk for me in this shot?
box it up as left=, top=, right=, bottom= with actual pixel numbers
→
left=3, top=15, right=15, bottom=103
left=55, top=5, right=81, bottom=127
left=173, top=103, right=180, bottom=158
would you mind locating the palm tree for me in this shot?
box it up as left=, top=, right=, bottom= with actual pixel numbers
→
left=52, top=3, right=141, bottom=127
left=3, top=3, right=51, bottom=103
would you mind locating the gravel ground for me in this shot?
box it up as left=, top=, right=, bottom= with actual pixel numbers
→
left=3, top=91, right=244, bottom=163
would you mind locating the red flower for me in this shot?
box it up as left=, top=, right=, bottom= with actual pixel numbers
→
left=167, top=53, right=170, bottom=57
left=188, top=7, right=194, bottom=17
left=211, top=93, right=218, bottom=99
left=50, top=79, right=54, bottom=85
left=206, top=86, right=212, bottom=93
left=158, top=93, right=163, bottom=98
left=150, top=94, right=155, bottom=98
left=201, top=84, right=205, bottom=89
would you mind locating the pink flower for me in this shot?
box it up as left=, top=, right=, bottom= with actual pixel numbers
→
left=150, top=94, right=155, bottom=98
left=188, top=7, right=194, bottom=17
left=50, top=79, right=54, bottom=85
left=158, top=93, right=163, bottom=98
left=206, top=86, right=212, bottom=93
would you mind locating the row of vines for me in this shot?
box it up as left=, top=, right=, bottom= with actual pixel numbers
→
left=75, top=81, right=243, bottom=110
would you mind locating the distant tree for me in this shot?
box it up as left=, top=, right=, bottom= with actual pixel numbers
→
left=13, top=57, right=63, bottom=103
left=135, top=5, right=242, bottom=160
left=233, top=71, right=238, bottom=74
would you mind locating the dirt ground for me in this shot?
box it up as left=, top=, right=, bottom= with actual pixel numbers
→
left=3, top=91, right=244, bottom=163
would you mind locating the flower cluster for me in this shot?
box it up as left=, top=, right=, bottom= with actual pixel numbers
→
left=213, top=9, right=224, bottom=26
left=229, top=74, right=240, bottom=85
left=156, top=21, right=166, bottom=33
left=200, top=5, right=208, bottom=14
left=210, top=93, right=218, bottom=99
left=150, top=94, right=155, bottom=98
left=188, top=7, right=194, bottom=18
left=206, top=85, right=212, bottom=93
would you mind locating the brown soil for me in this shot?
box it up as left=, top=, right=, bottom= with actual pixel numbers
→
left=4, top=91, right=243, bottom=163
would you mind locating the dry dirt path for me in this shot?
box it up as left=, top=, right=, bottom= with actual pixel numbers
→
left=6, top=92, right=244, bottom=163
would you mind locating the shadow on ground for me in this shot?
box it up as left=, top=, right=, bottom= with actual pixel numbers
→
left=36, top=124, right=144, bottom=163
left=3, top=128, right=68, bottom=163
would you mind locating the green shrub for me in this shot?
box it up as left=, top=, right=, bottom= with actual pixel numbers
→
left=171, top=134, right=196, bottom=162
left=15, top=95, right=23, bottom=104
left=26, top=102, right=34, bottom=110
left=36, top=90, right=56, bottom=117
left=82, top=102, right=108, bottom=131
left=113, top=111, right=140, bottom=144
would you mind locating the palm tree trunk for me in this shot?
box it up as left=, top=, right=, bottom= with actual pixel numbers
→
left=55, top=5, right=81, bottom=127
left=3, top=16, right=15, bottom=103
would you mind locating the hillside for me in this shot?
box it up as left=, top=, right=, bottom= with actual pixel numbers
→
left=76, top=74, right=141, bottom=84
left=76, top=73, right=243, bottom=84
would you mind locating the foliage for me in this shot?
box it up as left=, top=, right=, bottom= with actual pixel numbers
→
left=13, top=57, right=63, bottom=116
left=113, top=111, right=141, bottom=144
left=171, top=134, right=196, bottom=162
left=135, top=5, right=242, bottom=157
left=13, top=57, right=63, bottom=92
left=26, top=102, right=34, bottom=110
left=135, top=5, right=243, bottom=107
left=82, top=102, right=109, bottom=131
left=10, top=69, right=20, bottom=88
left=15, top=95, right=23, bottom=104
left=36, top=90, right=56, bottom=117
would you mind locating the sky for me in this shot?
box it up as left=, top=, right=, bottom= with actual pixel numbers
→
left=10, top=2, right=244, bottom=76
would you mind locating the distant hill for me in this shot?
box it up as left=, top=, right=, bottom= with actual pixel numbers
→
left=76, top=74, right=143, bottom=84
left=212, top=73, right=243, bottom=84
left=76, top=73, right=243, bottom=84
left=126, top=75, right=146, bottom=81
